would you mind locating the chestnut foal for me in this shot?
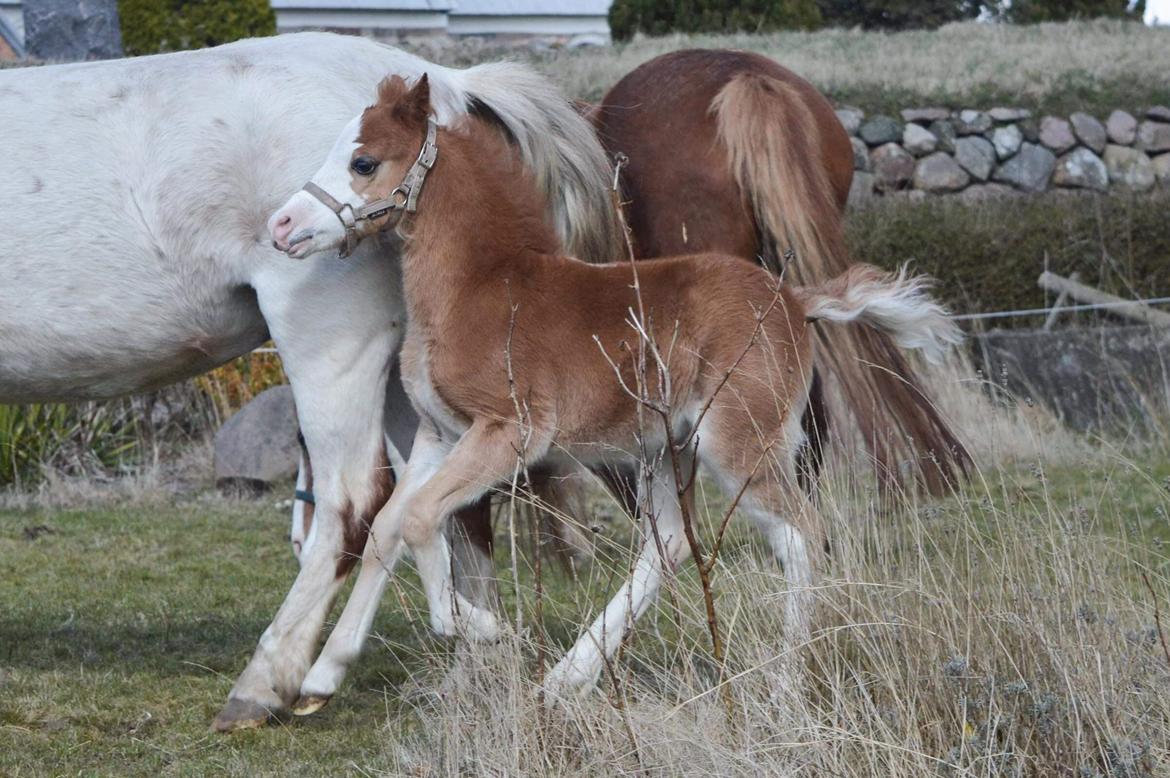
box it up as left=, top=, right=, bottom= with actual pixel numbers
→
left=270, top=75, right=961, bottom=707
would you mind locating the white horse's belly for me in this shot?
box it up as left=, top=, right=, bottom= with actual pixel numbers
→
left=0, top=34, right=444, bottom=402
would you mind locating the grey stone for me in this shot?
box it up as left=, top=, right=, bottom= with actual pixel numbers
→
left=991, top=124, right=1023, bottom=160
left=1106, top=110, right=1137, bottom=145
left=902, top=123, right=938, bottom=156
left=1052, top=148, right=1108, bottom=191
left=1069, top=112, right=1107, bottom=155
left=1146, top=106, right=1170, bottom=122
left=214, top=386, right=300, bottom=491
left=988, top=107, right=1032, bottom=123
left=992, top=142, right=1056, bottom=192
left=1019, top=118, right=1040, bottom=144
left=913, top=152, right=970, bottom=192
left=859, top=115, right=903, bottom=146
left=954, top=109, right=992, bottom=135
left=976, top=326, right=1170, bottom=432
left=955, top=182, right=1020, bottom=202
left=954, top=136, right=996, bottom=181
left=1103, top=144, right=1155, bottom=191
left=901, top=107, right=950, bottom=124
left=887, top=189, right=927, bottom=204
left=850, top=137, right=870, bottom=171
left=847, top=171, right=876, bottom=207
left=1136, top=120, right=1170, bottom=153
left=836, top=106, right=864, bottom=136
left=928, top=119, right=957, bottom=153
left=870, top=143, right=915, bottom=191
left=22, top=0, right=122, bottom=61
left=1038, top=116, right=1077, bottom=154
left=1153, top=153, right=1170, bottom=186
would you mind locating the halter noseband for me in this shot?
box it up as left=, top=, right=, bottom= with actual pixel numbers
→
left=302, top=117, right=439, bottom=259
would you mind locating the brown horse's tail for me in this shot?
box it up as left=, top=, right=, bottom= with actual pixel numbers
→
left=711, top=73, right=970, bottom=493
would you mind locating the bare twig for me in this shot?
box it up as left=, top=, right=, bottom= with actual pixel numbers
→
left=1141, top=571, right=1170, bottom=669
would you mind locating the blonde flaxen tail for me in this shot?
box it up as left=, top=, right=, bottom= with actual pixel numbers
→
left=712, top=73, right=971, bottom=493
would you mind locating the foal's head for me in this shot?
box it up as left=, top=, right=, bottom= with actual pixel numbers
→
left=269, top=75, right=435, bottom=259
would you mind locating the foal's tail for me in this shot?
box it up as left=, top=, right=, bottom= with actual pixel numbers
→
left=797, top=265, right=964, bottom=366
left=452, top=62, right=624, bottom=264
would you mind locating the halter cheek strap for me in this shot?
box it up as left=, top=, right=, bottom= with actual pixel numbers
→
left=302, top=117, right=439, bottom=259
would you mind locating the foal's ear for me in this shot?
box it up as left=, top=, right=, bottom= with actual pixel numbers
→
left=376, top=75, right=409, bottom=105
left=395, top=73, right=431, bottom=124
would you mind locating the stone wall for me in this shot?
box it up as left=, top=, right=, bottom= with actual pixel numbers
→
left=844, top=105, right=1170, bottom=203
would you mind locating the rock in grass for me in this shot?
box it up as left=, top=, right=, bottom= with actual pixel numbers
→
left=1103, top=145, right=1155, bottom=191
left=1106, top=110, right=1138, bottom=145
left=836, top=106, right=864, bottom=136
left=914, top=152, right=970, bottom=192
left=903, top=123, right=938, bottom=156
left=1136, top=121, right=1170, bottom=153
left=955, top=182, right=1019, bottom=201
left=1070, top=112, right=1107, bottom=155
left=1052, top=148, right=1108, bottom=191
left=851, top=137, right=870, bottom=171
left=214, top=386, right=299, bottom=493
left=1147, top=106, right=1170, bottom=122
left=901, top=107, right=949, bottom=124
left=954, top=136, right=996, bottom=181
left=929, top=119, right=957, bottom=153
left=989, top=107, right=1032, bottom=123
left=870, top=143, right=915, bottom=191
left=1153, top=153, right=1170, bottom=186
left=992, top=124, right=1023, bottom=160
left=848, top=171, right=876, bottom=206
left=1039, top=117, right=1076, bottom=154
left=860, top=115, right=903, bottom=146
left=993, top=142, right=1056, bottom=192
left=954, top=109, right=992, bottom=135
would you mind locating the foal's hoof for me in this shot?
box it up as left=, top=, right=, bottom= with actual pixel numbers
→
left=211, top=697, right=281, bottom=732
left=292, top=694, right=332, bottom=717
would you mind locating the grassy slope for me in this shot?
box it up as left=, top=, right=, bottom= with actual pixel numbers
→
left=1, top=449, right=1168, bottom=775
left=416, top=19, right=1170, bottom=118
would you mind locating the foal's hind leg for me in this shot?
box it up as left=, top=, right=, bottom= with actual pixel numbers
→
left=544, top=453, right=691, bottom=698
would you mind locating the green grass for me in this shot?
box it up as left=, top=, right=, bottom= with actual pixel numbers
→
left=1, top=444, right=1168, bottom=775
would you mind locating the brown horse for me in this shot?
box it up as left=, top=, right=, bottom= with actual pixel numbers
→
left=590, top=49, right=969, bottom=493
left=268, top=73, right=961, bottom=706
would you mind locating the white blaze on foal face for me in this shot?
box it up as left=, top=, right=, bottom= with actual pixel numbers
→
left=268, top=75, right=434, bottom=260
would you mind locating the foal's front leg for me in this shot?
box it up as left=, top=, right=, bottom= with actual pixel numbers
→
left=296, top=420, right=523, bottom=713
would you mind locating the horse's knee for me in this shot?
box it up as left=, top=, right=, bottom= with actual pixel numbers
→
left=401, top=508, right=440, bottom=548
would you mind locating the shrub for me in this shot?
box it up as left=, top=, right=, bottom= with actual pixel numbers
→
left=817, top=0, right=982, bottom=29
left=989, top=0, right=1146, bottom=24
left=846, top=192, right=1170, bottom=327
left=609, top=0, right=822, bottom=41
left=0, top=402, right=139, bottom=488
left=118, top=0, right=276, bottom=56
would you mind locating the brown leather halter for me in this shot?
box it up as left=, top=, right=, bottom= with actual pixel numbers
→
left=302, top=117, right=439, bottom=258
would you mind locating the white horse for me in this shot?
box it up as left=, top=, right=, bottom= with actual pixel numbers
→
left=0, top=33, right=621, bottom=730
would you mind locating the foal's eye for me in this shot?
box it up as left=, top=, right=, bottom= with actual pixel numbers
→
left=351, top=156, right=379, bottom=176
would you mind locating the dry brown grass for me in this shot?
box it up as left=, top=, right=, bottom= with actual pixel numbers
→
left=406, top=19, right=1170, bottom=116
left=358, top=361, right=1170, bottom=777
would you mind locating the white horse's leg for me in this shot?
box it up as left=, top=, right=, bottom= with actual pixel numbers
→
left=544, top=456, right=691, bottom=698
left=213, top=252, right=403, bottom=731
left=297, top=420, right=520, bottom=712
left=295, top=421, right=450, bottom=714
